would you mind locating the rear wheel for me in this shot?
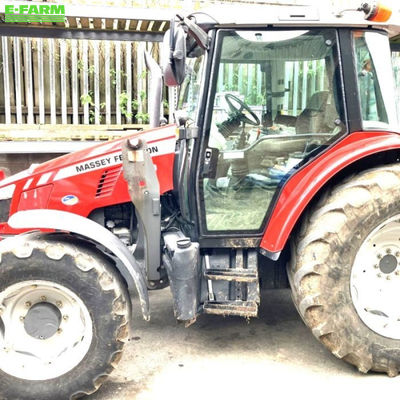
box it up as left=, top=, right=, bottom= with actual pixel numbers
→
left=0, top=235, right=129, bottom=399
left=288, top=164, right=400, bottom=376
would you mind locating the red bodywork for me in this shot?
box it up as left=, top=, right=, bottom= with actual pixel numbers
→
left=1, top=127, right=400, bottom=254
left=0, top=125, right=177, bottom=236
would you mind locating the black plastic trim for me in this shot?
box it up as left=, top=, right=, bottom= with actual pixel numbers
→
left=0, top=199, right=11, bottom=223
left=337, top=29, right=362, bottom=133
left=199, top=237, right=260, bottom=248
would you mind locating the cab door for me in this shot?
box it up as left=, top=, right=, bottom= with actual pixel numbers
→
left=197, top=28, right=346, bottom=238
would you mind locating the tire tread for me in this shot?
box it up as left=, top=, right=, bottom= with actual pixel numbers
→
left=288, top=163, right=400, bottom=376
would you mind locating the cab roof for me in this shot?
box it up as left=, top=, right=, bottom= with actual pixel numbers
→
left=194, top=4, right=398, bottom=35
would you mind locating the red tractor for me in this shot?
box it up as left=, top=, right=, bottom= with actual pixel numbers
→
left=0, top=2, right=399, bottom=398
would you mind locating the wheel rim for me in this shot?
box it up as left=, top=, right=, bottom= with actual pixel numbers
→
left=0, top=280, right=93, bottom=380
left=351, top=214, right=400, bottom=339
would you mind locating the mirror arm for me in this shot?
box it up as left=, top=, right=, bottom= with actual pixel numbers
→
left=176, top=14, right=209, bottom=50
left=144, top=51, right=163, bottom=128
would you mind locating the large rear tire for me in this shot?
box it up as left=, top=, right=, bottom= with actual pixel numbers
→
left=288, top=164, right=400, bottom=376
left=0, top=235, right=129, bottom=399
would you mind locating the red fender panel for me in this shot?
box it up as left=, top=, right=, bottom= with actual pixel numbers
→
left=260, top=131, right=400, bottom=254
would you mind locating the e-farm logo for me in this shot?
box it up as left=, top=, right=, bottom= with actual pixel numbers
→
left=5, top=4, right=65, bottom=23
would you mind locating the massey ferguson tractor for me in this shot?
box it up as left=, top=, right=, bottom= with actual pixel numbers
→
left=0, top=2, right=399, bottom=398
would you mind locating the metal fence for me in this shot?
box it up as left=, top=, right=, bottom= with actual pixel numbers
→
left=0, top=36, right=161, bottom=125
left=217, top=60, right=326, bottom=114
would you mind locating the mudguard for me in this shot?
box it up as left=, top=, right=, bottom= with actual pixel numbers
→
left=7, top=209, right=150, bottom=320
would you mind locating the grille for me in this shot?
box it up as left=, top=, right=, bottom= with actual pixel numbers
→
left=0, top=199, right=11, bottom=222
left=95, top=166, right=122, bottom=198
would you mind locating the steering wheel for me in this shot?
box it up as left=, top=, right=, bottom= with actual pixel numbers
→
left=225, top=94, right=260, bottom=126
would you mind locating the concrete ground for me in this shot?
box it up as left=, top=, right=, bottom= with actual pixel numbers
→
left=88, top=288, right=400, bottom=400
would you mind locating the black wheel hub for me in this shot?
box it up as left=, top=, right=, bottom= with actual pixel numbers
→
left=379, top=254, right=397, bottom=274
left=24, top=302, right=62, bottom=340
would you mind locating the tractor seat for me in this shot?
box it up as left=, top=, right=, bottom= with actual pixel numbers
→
left=295, top=91, right=330, bottom=134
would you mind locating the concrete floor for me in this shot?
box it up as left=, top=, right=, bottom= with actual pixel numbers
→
left=88, top=288, right=400, bottom=400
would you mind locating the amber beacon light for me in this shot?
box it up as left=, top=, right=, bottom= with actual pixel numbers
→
left=359, top=1, right=392, bottom=22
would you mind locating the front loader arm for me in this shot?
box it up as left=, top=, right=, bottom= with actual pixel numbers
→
left=122, top=138, right=162, bottom=282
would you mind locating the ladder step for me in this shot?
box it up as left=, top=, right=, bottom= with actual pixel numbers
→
left=204, top=268, right=258, bottom=282
left=203, top=301, right=258, bottom=317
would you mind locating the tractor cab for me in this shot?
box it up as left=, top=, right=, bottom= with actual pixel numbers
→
left=163, top=4, right=397, bottom=244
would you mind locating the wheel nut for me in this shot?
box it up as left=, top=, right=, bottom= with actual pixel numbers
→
left=396, top=252, right=400, bottom=258
left=25, top=301, right=31, bottom=308
left=387, top=248, right=392, bottom=254
left=377, top=273, right=382, bottom=278
left=396, top=271, right=400, bottom=276
left=19, top=316, right=24, bottom=321
left=63, top=315, right=68, bottom=321
left=387, top=276, right=391, bottom=280
left=57, top=329, right=62, bottom=334
left=377, top=254, right=382, bottom=259
left=56, top=301, right=63, bottom=308
left=40, top=296, right=46, bottom=302
left=374, top=264, right=379, bottom=269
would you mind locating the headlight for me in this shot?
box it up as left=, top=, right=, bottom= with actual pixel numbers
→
left=0, top=184, right=15, bottom=200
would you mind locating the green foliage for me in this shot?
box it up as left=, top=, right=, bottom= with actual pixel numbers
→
left=139, top=91, right=147, bottom=102
left=77, top=57, right=151, bottom=124
left=80, top=91, right=93, bottom=106
left=118, top=91, right=132, bottom=119
left=131, top=99, right=139, bottom=110
left=110, top=68, right=127, bottom=86
left=80, top=91, right=105, bottom=124
left=77, top=59, right=84, bottom=71
left=138, top=70, right=147, bottom=80
left=135, top=112, right=149, bottom=124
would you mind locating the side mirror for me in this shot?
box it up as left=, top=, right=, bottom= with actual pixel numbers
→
left=162, top=20, right=186, bottom=87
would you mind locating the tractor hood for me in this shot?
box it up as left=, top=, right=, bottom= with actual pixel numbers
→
left=1, top=124, right=176, bottom=189
left=0, top=124, right=177, bottom=235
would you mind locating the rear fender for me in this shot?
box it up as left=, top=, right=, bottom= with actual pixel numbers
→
left=261, top=131, right=400, bottom=257
left=7, top=209, right=150, bottom=320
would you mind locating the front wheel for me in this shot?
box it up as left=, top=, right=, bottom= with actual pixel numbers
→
left=288, top=164, right=400, bottom=376
left=0, top=235, right=129, bottom=399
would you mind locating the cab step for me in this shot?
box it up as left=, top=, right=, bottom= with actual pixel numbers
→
left=201, top=249, right=260, bottom=318
left=204, top=268, right=258, bottom=282
left=203, top=300, right=258, bottom=317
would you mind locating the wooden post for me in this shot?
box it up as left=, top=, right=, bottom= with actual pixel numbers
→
left=93, top=40, right=100, bottom=124
left=1, top=37, right=11, bottom=124
left=23, top=38, right=34, bottom=124
left=82, top=40, right=89, bottom=124
left=71, top=40, right=79, bottom=125
left=37, top=39, right=45, bottom=124
left=49, top=39, right=56, bottom=124
left=60, top=39, right=67, bottom=124
left=301, top=61, right=308, bottom=110
left=125, top=41, right=132, bottom=123
left=13, top=38, right=23, bottom=124
left=115, top=41, right=121, bottom=124
left=293, top=62, right=299, bottom=115
left=105, top=41, right=111, bottom=124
